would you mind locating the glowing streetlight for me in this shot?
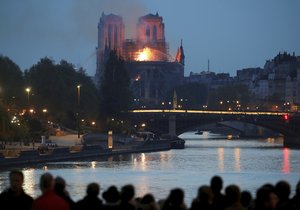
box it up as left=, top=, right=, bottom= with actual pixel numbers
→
left=77, top=85, right=81, bottom=106
left=25, top=88, right=31, bottom=108
left=76, top=85, right=81, bottom=139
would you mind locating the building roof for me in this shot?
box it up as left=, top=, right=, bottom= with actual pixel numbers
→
left=100, top=12, right=123, bottom=21
left=139, top=12, right=163, bottom=21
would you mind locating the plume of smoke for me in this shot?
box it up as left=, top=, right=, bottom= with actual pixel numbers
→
left=71, top=0, right=147, bottom=40
left=0, top=0, right=148, bottom=73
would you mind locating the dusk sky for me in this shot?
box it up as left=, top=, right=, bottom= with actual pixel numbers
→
left=1, top=0, right=299, bottom=76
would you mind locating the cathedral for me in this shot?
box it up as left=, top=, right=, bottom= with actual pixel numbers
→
left=96, top=12, right=185, bottom=107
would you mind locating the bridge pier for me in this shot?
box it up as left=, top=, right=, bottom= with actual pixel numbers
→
left=168, top=115, right=177, bottom=137
left=284, top=136, right=300, bottom=148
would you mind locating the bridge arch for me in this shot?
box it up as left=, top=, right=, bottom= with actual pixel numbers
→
left=128, top=110, right=300, bottom=148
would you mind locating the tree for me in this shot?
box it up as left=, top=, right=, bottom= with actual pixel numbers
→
left=0, top=103, right=29, bottom=144
left=165, top=83, right=208, bottom=109
left=0, top=103, right=10, bottom=142
left=0, top=56, right=25, bottom=109
left=24, top=57, right=99, bottom=129
left=98, top=50, right=131, bottom=131
left=208, top=84, right=251, bottom=110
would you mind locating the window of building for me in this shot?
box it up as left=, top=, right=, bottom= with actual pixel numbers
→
left=146, top=26, right=150, bottom=42
left=153, top=26, right=157, bottom=41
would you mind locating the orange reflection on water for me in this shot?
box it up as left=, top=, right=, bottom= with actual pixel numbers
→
left=282, top=148, right=290, bottom=173
left=23, top=169, right=38, bottom=197
left=135, top=176, right=150, bottom=198
left=218, top=148, right=224, bottom=171
left=91, top=161, right=96, bottom=169
left=133, top=153, right=147, bottom=171
left=234, top=148, right=241, bottom=172
left=159, top=151, right=172, bottom=169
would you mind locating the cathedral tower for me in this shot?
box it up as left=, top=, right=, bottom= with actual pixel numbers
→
left=137, top=12, right=165, bottom=43
left=136, top=12, right=168, bottom=61
left=96, top=13, right=124, bottom=81
left=98, top=13, right=124, bottom=53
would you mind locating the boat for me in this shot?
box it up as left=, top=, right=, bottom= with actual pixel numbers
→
left=170, top=138, right=185, bottom=149
left=138, top=132, right=185, bottom=149
left=195, top=130, right=203, bottom=135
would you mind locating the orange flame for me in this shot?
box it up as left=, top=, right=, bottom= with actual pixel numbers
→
left=136, top=47, right=153, bottom=61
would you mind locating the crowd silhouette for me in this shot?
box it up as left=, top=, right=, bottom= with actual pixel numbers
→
left=0, top=170, right=299, bottom=210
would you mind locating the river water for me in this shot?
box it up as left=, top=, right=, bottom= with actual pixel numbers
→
left=0, top=131, right=299, bottom=207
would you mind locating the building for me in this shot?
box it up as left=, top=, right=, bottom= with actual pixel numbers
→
left=246, top=52, right=300, bottom=110
left=95, top=13, right=125, bottom=84
left=296, top=69, right=300, bottom=107
left=188, top=71, right=232, bottom=89
left=96, top=12, right=185, bottom=107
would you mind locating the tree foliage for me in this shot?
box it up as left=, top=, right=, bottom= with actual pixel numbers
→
left=24, top=57, right=99, bottom=129
left=0, top=103, right=29, bottom=143
left=165, top=83, right=208, bottom=109
left=208, top=84, right=251, bottom=110
left=99, top=51, right=131, bottom=120
left=0, top=56, right=25, bottom=107
left=0, top=56, right=101, bottom=142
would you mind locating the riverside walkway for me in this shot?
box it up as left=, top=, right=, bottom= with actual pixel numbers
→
left=0, top=134, right=172, bottom=170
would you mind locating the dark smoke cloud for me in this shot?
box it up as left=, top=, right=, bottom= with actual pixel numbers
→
left=71, top=0, right=147, bottom=40
left=0, top=0, right=147, bottom=73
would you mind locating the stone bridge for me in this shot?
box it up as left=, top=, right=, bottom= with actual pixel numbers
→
left=127, top=110, right=300, bottom=148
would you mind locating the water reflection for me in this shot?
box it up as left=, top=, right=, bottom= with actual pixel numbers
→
left=23, top=169, right=37, bottom=196
left=134, top=153, right=147, bottom=171
left=0, top=132, right=299, bottom=205
left=0, top=171, right=9, bottom=193
left=159, top=151, right=172, bottom=169
left=218, top=148, right=224, bottom=171
left=234, top=148, right=241, bottom=172
left=91, top=161, right=96, bottom=169
left=282, top=148, right=290, bottom=174
left=107, top=156, right=113, bottom=162
left=135, top=176, right=150, bottom=197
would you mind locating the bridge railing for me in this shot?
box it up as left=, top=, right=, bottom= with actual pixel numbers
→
left=130, top=109, right=290, bottom=116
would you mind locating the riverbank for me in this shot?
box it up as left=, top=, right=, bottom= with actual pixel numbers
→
left=0, top=134, right=173, bottom=170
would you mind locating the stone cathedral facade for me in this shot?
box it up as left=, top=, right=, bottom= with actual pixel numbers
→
left=96, top=12, right=185, bottom=107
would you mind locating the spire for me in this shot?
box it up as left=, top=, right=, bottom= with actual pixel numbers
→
left=175, top=39, right=185, bottom=65
left=208, top=59, right=210, bottom=72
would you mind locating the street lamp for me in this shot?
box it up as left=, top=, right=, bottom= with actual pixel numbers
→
left=76, top=85, right=81, bottom=139
left=77, top=85, right=81, bottom=106
left=25, top=87, right=31, bottom=108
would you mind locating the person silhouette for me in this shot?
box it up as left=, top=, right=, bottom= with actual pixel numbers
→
left=210, top=175, right=226, bottom=210
left=162, top=188, right=187, bottom=210
left=32, top=172, right=69, bottom=210
left=0, top=170, right=33, bottom=210
left=54, top=176, right=75, bottom=210
left=102, top=185, right=121, bottom=210
left=75, top=182, right=103, bottom=210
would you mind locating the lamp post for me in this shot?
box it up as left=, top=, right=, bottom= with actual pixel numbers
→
left=77, top=85, right=81, bottom=139
left=77, top=85, right=81, bottom=107
left=25, top=87, right=31, bottom=108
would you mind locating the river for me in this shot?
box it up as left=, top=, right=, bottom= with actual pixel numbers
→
left=0, top=131, right=299, bottom=207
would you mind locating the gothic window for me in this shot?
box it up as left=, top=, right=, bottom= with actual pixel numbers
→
left=146, top=26, right=150, bottom=42
left=153, top=26, right=157, bottom=41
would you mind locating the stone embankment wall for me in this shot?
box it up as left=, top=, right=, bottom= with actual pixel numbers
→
left=0, top=140, right=171, bottom=170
